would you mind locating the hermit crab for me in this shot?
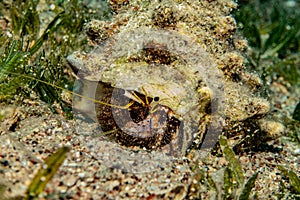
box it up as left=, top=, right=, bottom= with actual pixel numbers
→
left=68, top=27, right=224, bottom=158
left=67, top=0, right=284, bottom=173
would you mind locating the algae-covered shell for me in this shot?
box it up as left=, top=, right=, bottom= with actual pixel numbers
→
left=68, top=27, right=225, bottom=155
left=67, top=0, right=284, bottom=173
left=68, top=27, right=224, bottom=117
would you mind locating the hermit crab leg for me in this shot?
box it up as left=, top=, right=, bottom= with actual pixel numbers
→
left=141, top=87, right=150, bottom=105
left=123, top=90, right=145, bottom=105
left=122, top=87, right=152, bottom=106
left=149, top=97, right=169, bottom=113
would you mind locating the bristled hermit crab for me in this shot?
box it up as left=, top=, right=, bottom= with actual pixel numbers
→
left=68, top=27, right=225, bottom=157
left=67, top=0, right=285, bottom=172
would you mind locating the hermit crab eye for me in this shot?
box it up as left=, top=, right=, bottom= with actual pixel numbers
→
left=154, top=96, right=160, bottom=102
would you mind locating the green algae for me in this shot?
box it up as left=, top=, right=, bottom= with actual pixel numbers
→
left=25, top=147, right=70, bottom=199
left=0, top=0, right=105, bottom=111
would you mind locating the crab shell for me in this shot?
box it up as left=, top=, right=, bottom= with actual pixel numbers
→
left=67, top=28, right=225, bottom=151
left=68, top=27, right=224, bottom=117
